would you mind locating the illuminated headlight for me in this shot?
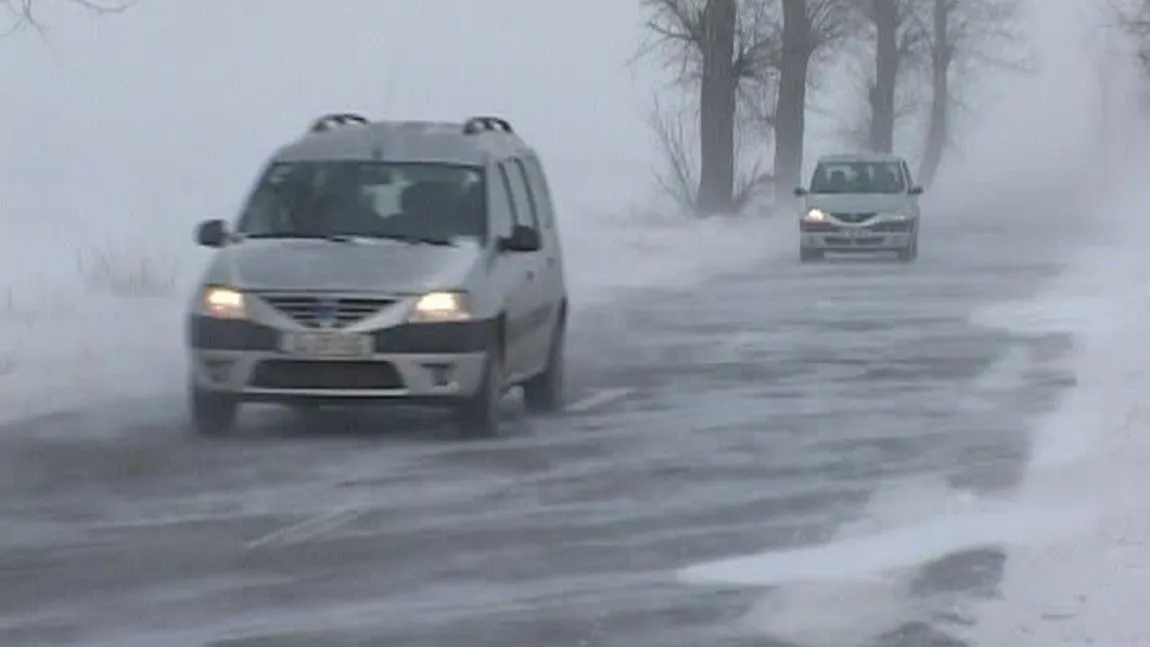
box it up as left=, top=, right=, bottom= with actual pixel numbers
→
left=803, top=209, right=827, bottom=221
left=203, top=286, right=245, bottom=319
left=410, top=291, right=472, bottom=323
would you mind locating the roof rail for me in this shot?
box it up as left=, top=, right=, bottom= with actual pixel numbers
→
left=462, top=116, right=513, bottom=135
left=308, top=113, right=370, bottom=134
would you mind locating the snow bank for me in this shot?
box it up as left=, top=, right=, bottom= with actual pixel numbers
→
left=677, top=473, right=1091, bottom=646
left=959, top=128, right=1150, bottom=644
left=0, top=209, right=789, bottom=426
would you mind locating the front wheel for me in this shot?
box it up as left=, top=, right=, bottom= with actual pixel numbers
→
left=523, top=316, right=566, bottom=414
left=190, top=385, right=238, bottom=436
left=453, top=347, right=503, bottom=438
left=897, top=234, right=919, bottom=263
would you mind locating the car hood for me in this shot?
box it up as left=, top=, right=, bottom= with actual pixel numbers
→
left=804, top=193, right=913, bottom=214
left=207, top=237, right=485, bottom=293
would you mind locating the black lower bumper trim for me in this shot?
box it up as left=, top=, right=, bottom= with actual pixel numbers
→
left=249, top=360, right=404, bottom=390
left=188, top=316, right=497, bottom=354
left=372, top=318, right=496, bottom=353
left=188, top=316, right=278, bottom=351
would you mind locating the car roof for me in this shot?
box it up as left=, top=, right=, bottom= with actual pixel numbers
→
left=816, top=152, right=906, bottom=164
left=272, top=114, right=536, bottom=166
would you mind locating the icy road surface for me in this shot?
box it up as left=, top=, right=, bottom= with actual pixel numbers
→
left=0, top=195, right=1087, bottom=646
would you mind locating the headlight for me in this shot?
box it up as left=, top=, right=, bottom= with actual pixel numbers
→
left=803, top=208, right=827, bottom=221
left=204, top=286, right=245, bottom=319
left=410, top=291, right=472, bottom=323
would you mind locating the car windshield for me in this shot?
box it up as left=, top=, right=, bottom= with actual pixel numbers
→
left=809, top=161, right=906, bottom=194
left=235, top=161, right=486, bottom=244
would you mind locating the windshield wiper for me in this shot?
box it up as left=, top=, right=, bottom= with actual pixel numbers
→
left=372, top=233, right=456, bottom=246
left=240, top=232, right=455, bottom=246
left=243, top=232, right=330, bottom=239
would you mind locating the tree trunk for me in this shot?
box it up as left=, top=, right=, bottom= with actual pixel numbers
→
left=774, top=0, right=811, bottom=196
left=919, top=0, right=949, bottom=186
left=869, top=0, right=898, bottom=153
left=695, top=0, right=738, bottom=215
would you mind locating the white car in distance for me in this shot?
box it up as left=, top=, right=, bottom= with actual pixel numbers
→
left=794, top=152, right=924, bottom=263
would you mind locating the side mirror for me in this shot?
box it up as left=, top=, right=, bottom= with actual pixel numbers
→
left=793, top=186, right=807, bottom=197
left=909, top=185, right=924, bottom=195
left=498, top=225, right=542, bottom=252
left=195, top=219, right=228, bottom=247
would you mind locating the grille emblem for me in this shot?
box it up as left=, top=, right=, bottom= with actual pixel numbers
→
left=314, top=298, right=338, bottom=329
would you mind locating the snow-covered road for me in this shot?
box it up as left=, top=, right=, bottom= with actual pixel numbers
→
left=0, top=185, right=1096, bottom=646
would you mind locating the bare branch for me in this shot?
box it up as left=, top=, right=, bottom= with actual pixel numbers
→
left=1, top=0, right=134, bottom=36
left=645, top=95, right=700, bottom=210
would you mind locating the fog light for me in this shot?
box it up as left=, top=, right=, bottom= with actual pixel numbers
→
left=424, top=362, right=453, bottom=387
left=203, top=358, right=235, bottom=383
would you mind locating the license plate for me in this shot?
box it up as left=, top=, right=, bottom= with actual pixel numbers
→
left=281, top=331, right=373, bottom=359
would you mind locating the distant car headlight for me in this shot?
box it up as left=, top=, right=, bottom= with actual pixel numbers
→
left=803, top=209, right=827, bottom=221
left=410, top=291, right=472, bottom=323
left=204, top=286, right=245, bottom=319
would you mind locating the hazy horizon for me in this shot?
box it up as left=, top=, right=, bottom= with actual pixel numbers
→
left=2, top=0, right=1121, bottom=250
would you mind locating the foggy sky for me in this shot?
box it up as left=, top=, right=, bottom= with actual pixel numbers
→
left=0, top=0, right=1123, bottom=255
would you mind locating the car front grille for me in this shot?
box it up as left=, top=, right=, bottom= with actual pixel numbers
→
left=259, top=295, right=395, bottom=329
left=249, top=360, right=404, bottom=390
left=866, top=221, right=912, bottom=232
left=831, top=212, right=876, bottom=224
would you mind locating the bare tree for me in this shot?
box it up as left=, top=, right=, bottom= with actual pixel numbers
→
left=918, top=0, right=1027, bottom=186
left=646, top=96, right=699, bottom=209
left=1115, top=0, right=1150, bottom=76
left=639, top=0, right=778, bottom=215
left=1, top=0, right=132, bottom=35
left=768, top=0, right=857, bottom=195
left=861, top=0, right=927, bottom=153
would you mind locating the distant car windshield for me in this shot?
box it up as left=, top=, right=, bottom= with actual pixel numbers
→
left=235, top=161, right=486, bottom=243
left=809, top=161, right=905, bottom=194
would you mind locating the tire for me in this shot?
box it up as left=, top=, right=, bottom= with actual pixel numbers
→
left=897, top=233, right=919, bottom=263
left=523, top=315, right=566, bottom=414
left=453, top=345, right=503, bottom=438
left=800, top=246, right=823, bottom=263
left=190, top=385, right=238, bottom=436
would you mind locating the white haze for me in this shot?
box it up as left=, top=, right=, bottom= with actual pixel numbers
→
left=5, top=0, right=1150, bottom=643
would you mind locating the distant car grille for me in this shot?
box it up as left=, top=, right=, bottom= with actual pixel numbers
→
left=866, top=221, right=912, bottom=232
left=249, top=360, right=404, bottom=390
left=259, top=295, right=395, bottom=329
left=832, top=212, right=876, bottom=224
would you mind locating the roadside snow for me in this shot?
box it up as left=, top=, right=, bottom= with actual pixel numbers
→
left=0, top=209, right=790, bottom=426
left=958, top=139, right=1150, bottom=644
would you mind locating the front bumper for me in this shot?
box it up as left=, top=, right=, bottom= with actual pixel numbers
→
left=187, top=316, right=493, bottom=403
left=800, top=221, right=913, bottom=251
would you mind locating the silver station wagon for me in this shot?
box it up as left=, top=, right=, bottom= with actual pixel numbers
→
left=794, top=152, right=924, bottom=262
left=186, top=113, right=568, bottom=437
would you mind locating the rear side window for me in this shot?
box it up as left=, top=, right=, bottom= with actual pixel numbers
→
left=517, top=157, right=555, bottom=228
left=501, top=161, right=539, bottom=229
left=901, top=161, right=915, bottom=189
left=488, top=165, right=516, bottom=239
